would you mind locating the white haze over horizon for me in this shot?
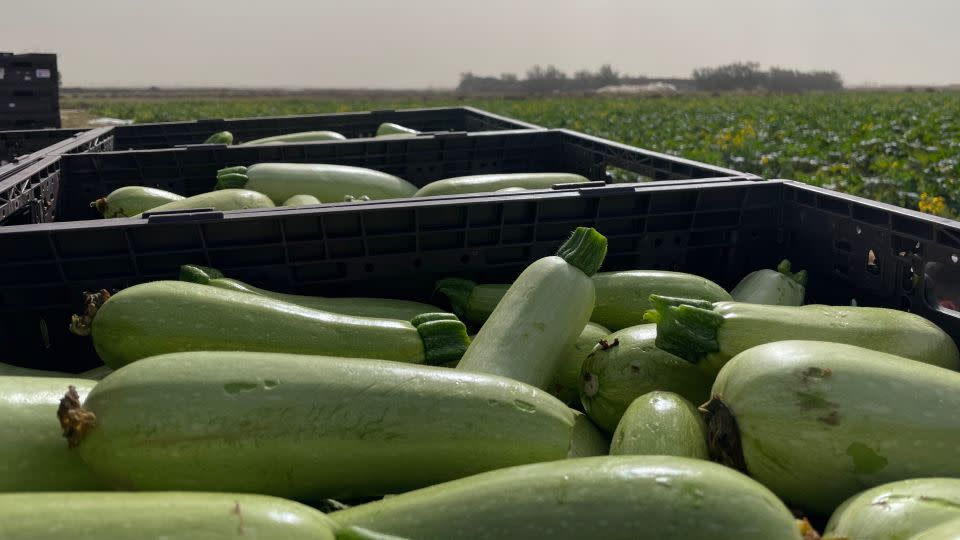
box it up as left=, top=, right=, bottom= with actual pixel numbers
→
left=1, top=0, right=957, bottom=88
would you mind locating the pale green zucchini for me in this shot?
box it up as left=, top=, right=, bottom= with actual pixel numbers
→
left=180, top=264, right=443, bottom=321
left=435, top=270, right=731, bottom=329
left=59, top=351, right=606, bottom=501
left=329, top=455, right=804, bottom=540
left=580, top=324, right=712, bottom=432
left=609, top=391, right=708, bottom=459
left=240, top=131, right=346, bottom=145
left=132, top=189, right=274, bottom=216
left=645, top=296, right=960, bottom=372
left=550, top=322, right=609, bottom=407
left=92, top=186, right=184, bottom=218
left=216, top=163, right=418, bottom=203
left=70, top=281, right=469, bottom=369
left=414, top=173, right=588, bottom=197
left=282, top=194, right=321, bottom=206
left=0, top=492, right=336, bottom=539
left=706, top=340, right=960, bottom=514
left=0, top=377, right=105, bottom=491
left=908, top=518, right=960, bottom=540
left=203, top=131, right=234, bottom=144
left=456, top=227, right=607, bottom=389
left=730, top=259, right=807, bottom=306
left=376, top=122, right=419, bottom=136
left=823, top=479, right=960, bottom=540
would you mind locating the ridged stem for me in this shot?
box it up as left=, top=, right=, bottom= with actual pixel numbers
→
left=215, top=172, right=249, bottom=190
left=433, top=278, right=477, bottom=320
left=68, top=289, right=111, bottom=337
left=555, top=227, right=608, bottom=277
left=415, top=317, right=471, bottom=366
left=178, top=264, right=224, bottom=284
left=90, top=198, right=108, bottom=216
left=642, top=294, right=722, bottom=364
left=777, top=259, right=808, bottom=287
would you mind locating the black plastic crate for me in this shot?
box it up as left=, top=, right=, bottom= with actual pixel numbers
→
left=0, top=129, right=754, bottom=226
left=0, top=177, right=957, bottom=371
left=0, top=53, right=57, bottom=88
left=105, top=107, right=542, bottom=150
left=0, top=128, right=84, bottom=164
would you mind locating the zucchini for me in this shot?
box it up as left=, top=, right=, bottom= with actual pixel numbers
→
left=414, top=173, right=588, bottom=197
left=730, top=259, right=807, bottom=306
left=580, top=324, right=712, bottom=432
left=495, top=186, right=528, bottom=192
left=456, top=227, right=607, bottom=389
left=435, top=270, right=731, bottom=329
left=58, top=351, right=606, bottom=500
left=376, top=122, right=419, bottom=136
left=79, top=364, right=113, bottom=380
left=908, top=518, right=960, bottom=540
left=133, top=189, right=274, bottom=216
left=180, top=264, right=443, bottom=321
left=91, top=186, right=184, bottom=218
left=203, top=130, right=234, bottom=144
left=705, top=340, right=960, bottom=514
left=282, top=194, right=321, bottom=206
left=216, top=163, right=418, bottom=203
left=823, top=479, right=960, bottom=540
left=0, top=377, right=104, bottom=491
left=644, top=296, right=960, bottom=372
left=330, top=455, right=804, bottom=540
left=592, top=271, right=732, bottom=331
left=339, top=526, right=411, bottom=540
left=69, top=281, right=470, bottom=369
left=240, top=131, right=346, bottom=145
left=551, top=322, right=609, bottom=407
left=0, top=492, right=336, bottom=539
left=609, top=391, right=708, bottom=459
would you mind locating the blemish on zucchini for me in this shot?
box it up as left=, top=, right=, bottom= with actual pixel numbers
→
left=846, top=442, right=888, bottom=474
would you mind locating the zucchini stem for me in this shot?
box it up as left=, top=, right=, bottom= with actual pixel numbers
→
left=643, top=295, right=722, bottom=364
left=433, top=278, right=477, bottom=319
left=68, top=289, right=111, bottom=337
left=700, top=396, right=747, bottom=473
left=90, top=198, right=108, bottom=216
left=215, top=172, right=249, bottom=190
left=777, top=259, right=808, bottom=287
left=57, top=385, right=97, bottom=448
left=555, top=227, right=608, bottom=277
left=178, top=264, right=225, bottom=284
left=415, top=316, right=471, bottom=365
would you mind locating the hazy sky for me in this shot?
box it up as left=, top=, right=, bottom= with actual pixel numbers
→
left=2, top=0, right=958, bottom=88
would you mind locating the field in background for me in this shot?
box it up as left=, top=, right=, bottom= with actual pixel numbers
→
left=61, top=90, right=960, bottom=216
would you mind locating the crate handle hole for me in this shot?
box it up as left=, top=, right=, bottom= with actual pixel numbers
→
left=654, top=238, right=663, bottom=247
left=412, top=258, right=423, bottom=269
left=364, top=263, right=374, bottom=272
left=952, top=254, right=958, bottom=264
left=866, top=249, right=880, bottom=275
left=460, top=254, right=471, bottom=264
left=672, top=236, right=682, bottom=246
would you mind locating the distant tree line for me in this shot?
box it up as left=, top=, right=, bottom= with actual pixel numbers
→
left=457, top=62, right=843, bottom=94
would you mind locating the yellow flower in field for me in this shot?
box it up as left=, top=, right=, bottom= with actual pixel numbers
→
left=918, top=192, right=947, bottom=216
left=760, top=155, right=770, bottom=166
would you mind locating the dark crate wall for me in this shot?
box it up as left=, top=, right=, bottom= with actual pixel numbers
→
left=0, top=128, right=86, bottom=164
left=0, top=53, right=60, bottom=130
left=109, top=107, right=543, bottom=150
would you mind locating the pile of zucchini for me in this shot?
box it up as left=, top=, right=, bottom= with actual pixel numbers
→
left=91, top=123, right=598, bottom=219
left=2, top=225, right=959, bottom=539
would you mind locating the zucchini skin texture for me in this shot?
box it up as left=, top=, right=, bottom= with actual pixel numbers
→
left=240, top=131, right=346, bottom=145
left=823, top=479, right=960, bottom=540
left=133, top=189, right=274, bottom=216
left=66, top=351, right=605, bottom=501
left=610, top=391, right=709, bottom=459
left=88, top=281, right=438, bottom=368
left=330, top=455, right=803, bottom=540
left=0, top=377, right=105, bottom=492
left=94, top=186, right=184, bottom=218
left=0, top=492, right=337, bottom=539
left=710, top=340, right=960, bottom=514
left=220, top=163, right=418, bottom=203
left=414, top=173, right=588, bottom=197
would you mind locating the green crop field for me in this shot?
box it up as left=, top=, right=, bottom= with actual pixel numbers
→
left=63, top=91, right=960, bottom=217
